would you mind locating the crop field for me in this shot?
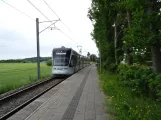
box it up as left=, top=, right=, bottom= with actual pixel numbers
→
left=0, top=63, right=51, bottom=94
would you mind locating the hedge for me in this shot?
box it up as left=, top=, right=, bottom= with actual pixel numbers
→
left=118, top=64, right=161, bottom=101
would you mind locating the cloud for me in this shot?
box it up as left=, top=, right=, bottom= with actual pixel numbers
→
left=0, top=28, right=26, bottom=41
left=0, top=0, right=98, bottom=60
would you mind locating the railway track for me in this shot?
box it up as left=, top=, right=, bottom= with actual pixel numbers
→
left=0, top=77, right=65, bottom=120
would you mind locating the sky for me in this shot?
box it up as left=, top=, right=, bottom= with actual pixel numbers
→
left=0, top=0, right=98, bottom=60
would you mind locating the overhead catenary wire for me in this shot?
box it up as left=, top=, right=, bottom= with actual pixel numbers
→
left=1, top=0, right=48, bottom=29
left=58, top=29, right=79, bottom=45
left=58, top=27, right=89, bottom=54
left=1, top=0, right=90, bottom=55
left=1, top=0, right=35, bottom=21
left=42, top=0, right=79, bottom=34
left=41, top=0, right=82, bottom=47
left=39, top=20, right=60, bottom=33
left=42, top=0, right=72, bottom=32
left=42, top=0, right=79, bottom=38
left=42, top=0, right=90, bottom=54
left=13, top=0, right=89, bottom=54
left=42, top=0, right=59, bottom=19
left=58, top=28, right=89, bottom=55
left=27, top=0, right=50, bottom=21
left=26, top=0, right=75, bottom=46
left=26, top=0, right=61, bottom=33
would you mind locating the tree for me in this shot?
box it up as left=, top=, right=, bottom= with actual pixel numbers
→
left=87, top=52, right=90, bottom=57
left=46, top=59, right=52, bottom=66
left=88, top=0, right=117, bottom=69
left=90, top=54, right=97, bottom=62
left=88, top=0, right=161, bottom=72
left=122, top=0, right=161, bottom=72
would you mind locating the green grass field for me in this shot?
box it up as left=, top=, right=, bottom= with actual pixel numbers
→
left=0, top=63, right=52, bottom=94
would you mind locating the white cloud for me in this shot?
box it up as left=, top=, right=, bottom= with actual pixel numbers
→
left=0, top=0, right=98, bottom=60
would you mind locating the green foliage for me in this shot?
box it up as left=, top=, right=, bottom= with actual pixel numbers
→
left=100, top=71, right=161, bottom=120
left=118, top=64, right=161, bottom=101
left=89, top=0, right=161, bottom=118
left=107, top=63, right=118, bottom=73
left=0, top=57, right=51, bottom=63
left=122, top=9, right=154, bottom=49
left=46, top=59, right=52, bottom=66
left=88, top=0, right=161, bottom=70
left=87, top=52, right=90, bottom=57
left=88, top=0, right=116, bottom=69
left=90, top=54, right=97, bottom=62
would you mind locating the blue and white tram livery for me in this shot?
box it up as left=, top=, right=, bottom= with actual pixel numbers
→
left=52, top=46, right=89, bottom=76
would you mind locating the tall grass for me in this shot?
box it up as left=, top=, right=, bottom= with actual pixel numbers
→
left=100, top=71, right=161, bottom=120
left=0, top=63, right=51, bottom=94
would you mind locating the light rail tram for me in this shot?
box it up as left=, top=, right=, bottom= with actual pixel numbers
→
left=52, top=46, right=89, bottom=76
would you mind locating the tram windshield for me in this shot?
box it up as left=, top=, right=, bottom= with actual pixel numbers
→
left=53, top=57, right=69, bottom=66
left=52, top=49, right=71, bottom=66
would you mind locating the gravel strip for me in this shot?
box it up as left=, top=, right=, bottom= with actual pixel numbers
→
left=0, top=78, right=64, bottom=118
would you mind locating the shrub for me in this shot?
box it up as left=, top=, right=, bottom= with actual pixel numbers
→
left=46, top=59, right=52, bottom=66
left=108, top=63, right=118, bottom=73
left=100, top=71, right=161, bottom=120
left=118, top=64, right=161, bottom=101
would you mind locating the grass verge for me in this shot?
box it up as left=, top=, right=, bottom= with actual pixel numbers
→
left=0, top=63, right=51, bottom=94
left=99, top=71, right=161, bottom=120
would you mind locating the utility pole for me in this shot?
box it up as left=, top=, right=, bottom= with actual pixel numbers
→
left=96, top=40, right=101, bottom=72
left=36, top=18, right=40, bottom=79
left=114, top=21, right=118, bottom=65
left=36, top=18, right=60, bottom=79
left=99, top=42, right=101, bottom=72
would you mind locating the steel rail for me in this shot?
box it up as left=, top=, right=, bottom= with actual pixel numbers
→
left=0, top=77, right=52, bottom=101
left=0, top=77, right=65, bottom=120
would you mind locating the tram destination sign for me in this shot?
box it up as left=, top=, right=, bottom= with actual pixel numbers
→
left=56, top=52, right=66, bottom=55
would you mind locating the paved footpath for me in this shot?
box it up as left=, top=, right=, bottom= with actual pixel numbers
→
left=8, top=65, right=107, bottom=120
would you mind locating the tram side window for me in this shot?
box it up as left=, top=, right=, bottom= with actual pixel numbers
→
left=70, top=58, right=74, bottom=67
left=73, top=55, right=77, bottom=66
left=70, top=55, right=77, bottom=67
left=77, top=56, right=80, bottom=65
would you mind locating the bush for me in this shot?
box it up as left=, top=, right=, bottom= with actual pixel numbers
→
left=118, top=64, right=161, bottom=101
left=100, top=71, right=161, bottom=120
left=108, top=63, right=118, bottom=73
left=46, top=59, right=52, bottom=66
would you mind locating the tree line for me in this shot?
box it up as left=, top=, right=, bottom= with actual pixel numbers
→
left=0, top=57, right=51, bottom=63
left=88, top=0, right=161, bottom=72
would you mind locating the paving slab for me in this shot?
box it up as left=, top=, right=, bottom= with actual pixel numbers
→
left=7, top=65, right=108, bottom=120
